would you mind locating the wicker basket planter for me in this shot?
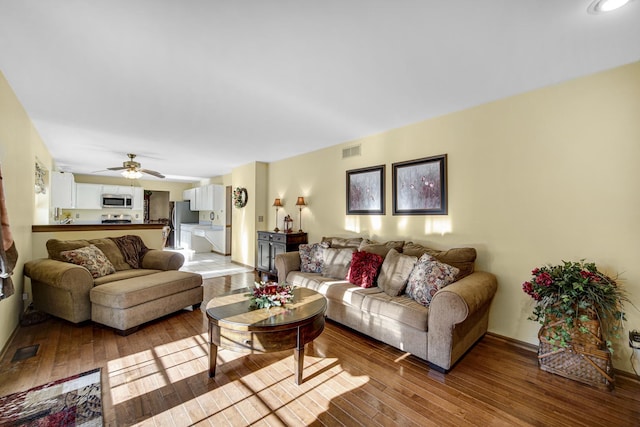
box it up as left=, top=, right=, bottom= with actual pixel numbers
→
left=537, top=314, right=614, bottom=390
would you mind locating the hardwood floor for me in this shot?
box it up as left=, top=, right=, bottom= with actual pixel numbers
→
left=1, top=272, right=639, bottom=426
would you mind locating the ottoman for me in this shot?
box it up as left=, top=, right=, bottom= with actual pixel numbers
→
left=90, top=270, right=203, bottom=335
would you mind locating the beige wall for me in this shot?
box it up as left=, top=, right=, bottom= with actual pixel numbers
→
left=0, top=70, right=53, bottom=354
left=231, top=162, right=267, bottom=266
left=267, top=61, right=640, bottom=372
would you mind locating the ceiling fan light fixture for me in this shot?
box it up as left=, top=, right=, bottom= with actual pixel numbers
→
left=122, top=169, right=143, bottom=179
left=588, top=0, right=632, bottom=14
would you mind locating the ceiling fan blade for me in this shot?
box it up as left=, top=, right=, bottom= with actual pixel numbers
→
left=140, top=169, right=165, bottom=179
left=107, top=166, right=126, bottom=171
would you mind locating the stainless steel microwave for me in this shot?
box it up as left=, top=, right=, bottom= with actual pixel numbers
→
left=101, top=194, right=133, bottom=209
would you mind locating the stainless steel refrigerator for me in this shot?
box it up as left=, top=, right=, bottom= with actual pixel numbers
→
left=170, top=201, right=199, bottom=249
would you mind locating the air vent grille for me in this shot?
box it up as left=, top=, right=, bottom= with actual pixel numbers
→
left=342, top=145, right=361, bottom=159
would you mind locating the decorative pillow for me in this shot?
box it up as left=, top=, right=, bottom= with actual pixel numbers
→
left=359, top=240, right=405, bottom=258
left=322, top=247, right=356, bottom=279
left=346, top=251, right=384, bottom=288
left=402, top=242, right=476, bottom=279
left=406, top=253, right=460, bottom=307
left=376, top=249, right=417, bottom=296
left=299, top=242, right=328, bottom=273
left=60, top=244, right=116, bottom=278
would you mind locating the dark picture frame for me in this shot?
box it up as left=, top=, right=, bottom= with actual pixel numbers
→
left=346, top=165, right=385, bottom=215
left=392, top=154, right=447, bottom=215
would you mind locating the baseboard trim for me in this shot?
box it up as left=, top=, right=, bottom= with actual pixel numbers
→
left=486, top=332, right=640, bottom=383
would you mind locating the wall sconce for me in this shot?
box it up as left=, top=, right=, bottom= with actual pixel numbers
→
left=295, top=196, right=307, bottom=232
left=272, top=198, right=283, bottom=232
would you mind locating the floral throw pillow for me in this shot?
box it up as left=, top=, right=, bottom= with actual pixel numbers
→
left=346, top=251, right=384, bottom=288
left=60, top=244, right=116, bottom=278
left=299, top=242, right=327, bottom=273
left=406, top=253, right=459, bottom=307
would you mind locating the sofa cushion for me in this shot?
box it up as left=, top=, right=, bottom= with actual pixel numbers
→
left=93, top=269, right=162, bottom=286
left=60, top=244, right=116, bottom=278
left=406, top=253, right=460, bottom=307
left=321, top=236, right=363, bottom=249
left=402, top=242, right=476, bottom=279
left=377, top=249, right=417, bottom=296
left=322, top=247, right=356, bottom=279
left=358, top=240, right=404, bottom=258
left=346, top=251, right=384, bottom=288
left=299, top=242, right=328, bottom=273
left=285, top=271, right=382, bottom=309
left=360, top=292, right=429, bottom=331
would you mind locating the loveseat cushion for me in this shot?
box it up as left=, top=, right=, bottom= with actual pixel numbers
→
left=406, top=253, right=459, bottom=307
left=47, top=238, right=132, bottom=271
left=93, top=269, right=163, bottom=286
left=402, top=242, right=476, bottom=279
left=377, top=249, right=417, bottom=296
left=60, top=244, right=116, bottom=278
left=90, top=270, right=202, bottom=309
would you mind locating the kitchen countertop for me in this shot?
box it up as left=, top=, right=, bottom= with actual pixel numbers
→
left=32, top=223, right=166, bottom=232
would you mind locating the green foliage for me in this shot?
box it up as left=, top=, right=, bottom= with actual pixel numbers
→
left=522, top=260, right=629, bottom=353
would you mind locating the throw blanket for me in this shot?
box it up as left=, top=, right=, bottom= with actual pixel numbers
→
left=109, top=235, right=149, bottom=269
left=0, top=165, right=17, bottom=300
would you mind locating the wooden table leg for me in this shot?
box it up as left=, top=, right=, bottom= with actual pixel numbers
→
left=209, top=322, right=218, bottom=378
left=294, top=345, right=304, bottom=385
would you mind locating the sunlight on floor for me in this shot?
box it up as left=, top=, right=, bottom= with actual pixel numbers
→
left=165, top=249, right=253, bottom=279
left=105, top=332, right=370, bottom=425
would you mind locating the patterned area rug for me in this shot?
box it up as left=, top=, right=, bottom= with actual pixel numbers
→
left=0, top=368, right=102, bottom=426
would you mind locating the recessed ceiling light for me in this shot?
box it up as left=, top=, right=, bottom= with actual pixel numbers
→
left=588, top=0, right=633, bottom=14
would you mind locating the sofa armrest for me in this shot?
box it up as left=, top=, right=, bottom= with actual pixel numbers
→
left=275, top=251, right=301, bottom=283
left=427, top=271, right=498, bottom=371
left=141, top=250, right=184, bottom=271
left=24, top=258, right=94, bottom=291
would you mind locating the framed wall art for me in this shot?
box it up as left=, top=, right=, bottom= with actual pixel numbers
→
left=392, top=154, right=447, bottom=215
left=346, top=165, right=385, bottom=215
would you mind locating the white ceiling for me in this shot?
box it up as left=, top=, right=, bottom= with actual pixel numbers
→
left=1, top=1, right=639, bottom=182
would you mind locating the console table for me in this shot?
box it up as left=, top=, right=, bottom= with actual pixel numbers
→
left=256, top=231, right=307, bottom=278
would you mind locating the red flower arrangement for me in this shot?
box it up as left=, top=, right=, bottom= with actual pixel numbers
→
left=248, top=282, right=294, bottom=309
left=522, top=260, right=628, bottom=353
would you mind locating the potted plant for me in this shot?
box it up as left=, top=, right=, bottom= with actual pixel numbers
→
left=522, top=260, right=629, bottom=389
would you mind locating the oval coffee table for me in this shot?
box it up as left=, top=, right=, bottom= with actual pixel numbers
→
left=206, top=287, right=327, bottom=385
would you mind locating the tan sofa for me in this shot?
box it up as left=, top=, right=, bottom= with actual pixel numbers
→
left=24, top=237, right=203, bottom=334
left=275, top=237, right=497, bottom=372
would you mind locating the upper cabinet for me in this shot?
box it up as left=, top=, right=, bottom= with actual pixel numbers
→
left=186, top=184, right=224, bottom=211
left=132, top=187, right=144, bottom=210
left=75, top=183, right=103, bottom=209
left=50, top=171, right=76, bottom=208
left=102, top=185, right=134, bottom=196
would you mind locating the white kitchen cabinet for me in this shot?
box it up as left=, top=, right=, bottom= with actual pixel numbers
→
left=212, top=184, right=224, bottom=211
left=132, top=187, right=144, bottom=210
left=183, top=188, right=197, bottom=210
left=102, top=185, right=135, bottom=195
left=195, top=184, right=216, bottom=210
left=50, top=171, right=76, bottom=208
left=75, top=183, right=103, bottom=209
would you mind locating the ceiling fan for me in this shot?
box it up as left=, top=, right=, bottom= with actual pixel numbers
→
left=108, top=153, right=165, bottom=179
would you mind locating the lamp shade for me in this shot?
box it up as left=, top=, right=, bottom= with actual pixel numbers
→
left=273, top=198, right=283, bottom=207
left=296, top=197, right=306, bottom=207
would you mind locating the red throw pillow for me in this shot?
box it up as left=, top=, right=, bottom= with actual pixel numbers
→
left=346, top=251, right=384, bottom=288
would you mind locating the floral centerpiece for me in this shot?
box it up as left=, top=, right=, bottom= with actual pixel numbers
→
left=522, top=260, right=629, bottom=353
left=248, top=282, right=294, bottom=309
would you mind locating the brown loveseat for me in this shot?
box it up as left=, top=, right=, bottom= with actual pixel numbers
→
left=24, top=236, right=203, bottom=334
left=275, top=236, right=497, bottom=372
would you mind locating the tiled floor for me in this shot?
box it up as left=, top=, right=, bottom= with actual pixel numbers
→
left=165, top=249, right=253, bottom=279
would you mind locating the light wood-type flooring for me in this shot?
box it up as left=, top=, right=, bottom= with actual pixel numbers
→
left=1, top=272, right=639, bottom=426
